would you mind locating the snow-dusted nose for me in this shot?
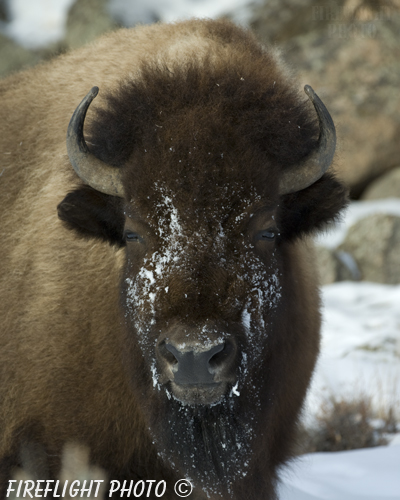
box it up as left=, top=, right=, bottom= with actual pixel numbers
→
left=159, top=340, right=236, bottom=386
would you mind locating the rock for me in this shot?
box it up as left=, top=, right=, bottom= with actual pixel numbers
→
left=339, top=213, right=400, bottom=283
left=315, top=246, right=338, bottom=285
left=64, top=0, right=118, bottom=51
left=361, top=166, right=400, bottom=200
left=315, top=245, right=361, bottom=285
left=251, top=0, right=325, bottom=44
left=251, top=0, right=400, bottom=44
left=0, top=33, right=43, bottom=78
left=251, top=0, right=400, bottom=196
left=0, top=0, right=8, bottom=22
left=335, top=249, right=362, bottom=281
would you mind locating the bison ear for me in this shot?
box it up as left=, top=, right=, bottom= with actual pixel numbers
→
left=57, top=186, right=125, bottom=246
left=279, top=173, right=349, bottom=241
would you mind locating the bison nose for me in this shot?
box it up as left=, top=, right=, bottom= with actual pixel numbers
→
left=160, top=341, right=235, bottom=386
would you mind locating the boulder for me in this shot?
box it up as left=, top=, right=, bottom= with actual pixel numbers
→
left=0, top=0, right=8, bottom=22
left=315, top=246, right=339, bottom=285
left=251, top=0, right=400, bottom=196
left=0, top=33, right=43, bottom=78
left=338, top=213, right=400, bottom=283
left=64, top=0, right=118, bottom=51
left=251, top=0, right=326, bottom=44
left=361, top=166, right=400, bottom=200
left=315, top=245, right=361, bottom=285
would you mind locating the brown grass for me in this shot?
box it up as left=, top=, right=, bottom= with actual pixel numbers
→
left=297, top=392, right=399, bottom=454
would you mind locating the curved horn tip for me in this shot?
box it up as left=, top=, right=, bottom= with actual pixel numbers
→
left=90, top=86, right=99, bottom=98
left=278, top=84, right=336, bottom=196
left=304, top=84, right=316, bottom=101
left=66, top=85, right=124, bottom=198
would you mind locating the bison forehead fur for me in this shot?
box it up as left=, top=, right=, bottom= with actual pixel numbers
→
left=0, top=18, right=347, bottom=500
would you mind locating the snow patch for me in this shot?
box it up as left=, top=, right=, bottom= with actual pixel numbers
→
left=230, top=382, right=240, bottom=397
left=3, top=0, right=75, bottom=48
left=279, top=445, right=400, bottom=500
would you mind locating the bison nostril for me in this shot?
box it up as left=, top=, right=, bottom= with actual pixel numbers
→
left=159, top=341, right=178, bottom=366
left=208, top=341, right=235, bottom=372
left=158, top=340, right=236, bottom=386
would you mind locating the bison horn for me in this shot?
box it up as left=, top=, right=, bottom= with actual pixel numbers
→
left=66, top=87, right=125, bottom=198
left=279, top=85, right=336, bottom=195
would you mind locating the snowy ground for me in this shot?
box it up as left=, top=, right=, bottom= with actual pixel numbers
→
left=284, top=200, right=400, bottom=500
left=307, top=282, right=400, bottom=421
left=279, top=442, right=400, bottom=500
left=309, top=198, right=400, bottom=421
left=2, top=1, right=400, bottom=498
left=286, top=278, right=400, bottom=499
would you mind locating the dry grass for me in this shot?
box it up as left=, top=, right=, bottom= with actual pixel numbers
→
left=297, top=393, right=400, bottom=454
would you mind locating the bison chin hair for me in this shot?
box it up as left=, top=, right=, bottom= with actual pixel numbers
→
left=151, top=391, right=256, bottom=497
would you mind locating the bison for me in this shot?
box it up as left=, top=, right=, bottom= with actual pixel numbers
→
left=0, top=18, right=347, bottom=500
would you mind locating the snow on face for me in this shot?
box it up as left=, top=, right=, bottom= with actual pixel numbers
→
left=125, top=184, right=187, bottom=390
left=123, top=182, right=283, bottom=491
left=124, top=182, right=282, bottom=394
left=125, top=183, right=184, bottom=324
left=241, top=252, right=282, bottom=357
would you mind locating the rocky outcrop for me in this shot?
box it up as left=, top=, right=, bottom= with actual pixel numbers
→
left=315, top=245, right=361, bottom=285
left=64, top=0, right=117, bottom=50
left=0, top=0, right=8, bottom=22
left=251, top=0, right=400, bottom=197
left=361, top=167, right=400, bottom=200
left=338, top=214, right=400, bottom=284
left=0, top=33, right=43, bottom=78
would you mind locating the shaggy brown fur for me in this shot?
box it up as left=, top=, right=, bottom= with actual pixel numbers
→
left=0, top=19, right=347, bottom=500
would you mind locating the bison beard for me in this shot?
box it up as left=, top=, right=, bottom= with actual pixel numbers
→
left=120, top=190, right=282, bottom=495
left=123, top=263, right=274, bottom=497
left=150, top=391, right=255, bottom=496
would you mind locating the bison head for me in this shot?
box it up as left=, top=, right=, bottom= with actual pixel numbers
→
left=58, top=59, right=346, bottom=495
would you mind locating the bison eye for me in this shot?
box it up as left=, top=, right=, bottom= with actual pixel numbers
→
left=125, top=231, right=142, bottom=243
left=256, top=230, right=277, bottom=241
